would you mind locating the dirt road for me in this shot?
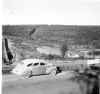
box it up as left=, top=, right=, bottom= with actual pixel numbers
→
left=2, top=73, right=82, bottom=94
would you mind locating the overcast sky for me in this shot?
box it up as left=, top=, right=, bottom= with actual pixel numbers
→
left=2, top=0, right=100, bottom=25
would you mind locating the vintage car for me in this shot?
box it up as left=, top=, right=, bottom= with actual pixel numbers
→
left=11, top=59, right=57, bottom=78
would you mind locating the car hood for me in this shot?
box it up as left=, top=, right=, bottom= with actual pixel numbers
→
left=11, top=64, right=29, bottom=75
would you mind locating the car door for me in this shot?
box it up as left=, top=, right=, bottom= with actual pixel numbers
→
left=31, top=62, right=40, bottom=75
left=39, top=62, right=47, bottom=74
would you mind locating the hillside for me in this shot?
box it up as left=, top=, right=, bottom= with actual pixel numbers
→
left=3, top=25, right=100, bottom=47
left=2, top=25, right=100, bottom=63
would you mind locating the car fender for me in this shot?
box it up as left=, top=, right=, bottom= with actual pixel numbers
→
left=46, top=66, right=57, bottom=74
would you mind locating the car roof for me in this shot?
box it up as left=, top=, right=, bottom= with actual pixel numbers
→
left=21, top=59, right=48, bottom=65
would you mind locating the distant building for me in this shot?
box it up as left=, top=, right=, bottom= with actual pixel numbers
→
left=69, top=44, right=93, bottom=50
left=67, top=44, right=95, bottom=58
left=88, top=49, right=100, bottom=58
left=65, top=50, right=80, bottom=58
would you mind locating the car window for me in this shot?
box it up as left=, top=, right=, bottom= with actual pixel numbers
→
left=40, top=62, right=45, bottom=66
left=33, top=63, right=39, bottom=66
left=27, top=63, right=33, bottom=67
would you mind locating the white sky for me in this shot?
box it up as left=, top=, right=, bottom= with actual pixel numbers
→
left=1, top=0, right=100, bottom=92
left=2, top=0, right=100, bottom=25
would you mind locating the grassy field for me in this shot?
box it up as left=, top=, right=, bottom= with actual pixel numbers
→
left=3, top=25, right=100, bottom=46
left=2, top=25, right=100, bottom=73
left=2, top=25, right=100, bottom=61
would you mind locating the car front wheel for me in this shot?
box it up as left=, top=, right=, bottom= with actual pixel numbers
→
left=23, top=70, right=32, bottom=78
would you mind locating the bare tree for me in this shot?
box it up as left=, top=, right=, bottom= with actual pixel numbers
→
left=60, top=43, right=68, bottom=58
left=3, top=38, right=13, bottom=65
left=29, top=26, right=40, bottom=40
